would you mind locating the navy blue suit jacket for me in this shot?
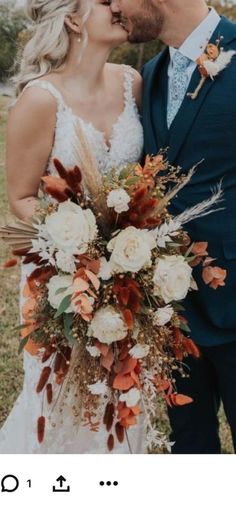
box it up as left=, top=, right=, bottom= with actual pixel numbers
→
left=142, top=16, right=236, bottom=345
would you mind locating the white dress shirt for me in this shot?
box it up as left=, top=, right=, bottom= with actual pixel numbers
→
left=167, top=7, right=221, bottom=105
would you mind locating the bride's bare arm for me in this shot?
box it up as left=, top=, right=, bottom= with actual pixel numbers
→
left=6, top=87, right=57, bottom=221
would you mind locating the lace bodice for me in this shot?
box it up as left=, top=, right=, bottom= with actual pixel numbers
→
left=22, top=65, right=144, bottom=176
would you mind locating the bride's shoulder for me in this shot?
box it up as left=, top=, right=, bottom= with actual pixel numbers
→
left=8, top=80, right=57, bottom=139
left=10, top=79, right=57, bottom=117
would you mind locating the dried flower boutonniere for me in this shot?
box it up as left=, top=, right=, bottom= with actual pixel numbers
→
left=188, top=39, right=236, bottom=100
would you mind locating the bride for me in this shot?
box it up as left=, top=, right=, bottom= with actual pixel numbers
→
left=0, top=0, right=145, bottom=453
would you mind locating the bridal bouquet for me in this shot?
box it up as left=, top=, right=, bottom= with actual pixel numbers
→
left=1, top=129, right=226, bottom=452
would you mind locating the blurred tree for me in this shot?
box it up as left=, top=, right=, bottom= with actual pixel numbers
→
left=110, top=40, right=164, bottom=70
left=0, top=3, right=27, bottom=82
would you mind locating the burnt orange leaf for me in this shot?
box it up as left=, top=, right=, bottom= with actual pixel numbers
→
left=113, top=374, right=135, bottom=391
left=118, top=407, right=131, bottom=419
left=202, top=266, right=227, bottom=289
left=130, top=370, right=141, bottom=388
left=119, top=357, right=137, bottom=375
left=173, top=394, right=193, bottom=406
left=191, top=242, right=208, bottom=256
left=130, top=404, right=141, bottom=416
left=120, top=415, right=137, bottom=428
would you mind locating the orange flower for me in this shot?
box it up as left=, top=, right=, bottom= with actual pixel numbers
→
left=206, top=43, right=219, bottom=60
left=202, top=266, right=227, bottom=289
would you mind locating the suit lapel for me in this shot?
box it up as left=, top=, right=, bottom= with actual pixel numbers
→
left=152, top=55, right=169, bottom=151
left=167, top=66, right=215, bottom=164
left=166, top=16, right=236, bottom=165
left=142, top=48, right=169, bottom=155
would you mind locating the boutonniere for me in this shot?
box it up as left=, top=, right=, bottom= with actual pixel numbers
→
left=188, top=39, right=236, bottom=100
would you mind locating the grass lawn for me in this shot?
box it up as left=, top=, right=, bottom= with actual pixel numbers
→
left=0, top=96, right=24, bottom=427
left=0, top=95, right=233, bottom=453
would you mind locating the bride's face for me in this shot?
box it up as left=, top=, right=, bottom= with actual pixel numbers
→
left=85, top=0, right=128, bottom=47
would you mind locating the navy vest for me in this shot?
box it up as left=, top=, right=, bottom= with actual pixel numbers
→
left=142, top=17, right=236, bottom=346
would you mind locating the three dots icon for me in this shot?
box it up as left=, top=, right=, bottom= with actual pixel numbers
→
left=99, top=481, right=118, bottom=487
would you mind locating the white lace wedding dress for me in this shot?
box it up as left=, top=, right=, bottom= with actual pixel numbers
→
left=0, top=65, right=146, bottom=453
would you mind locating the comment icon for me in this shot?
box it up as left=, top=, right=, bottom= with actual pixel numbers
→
left=1, top=474, right=19, bottom=493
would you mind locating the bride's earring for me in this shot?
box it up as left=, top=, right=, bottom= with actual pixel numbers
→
left=77, top=34, right=82, bottom=43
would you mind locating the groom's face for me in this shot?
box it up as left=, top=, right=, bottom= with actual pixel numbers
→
left=110, top=0, right=164, bottom=43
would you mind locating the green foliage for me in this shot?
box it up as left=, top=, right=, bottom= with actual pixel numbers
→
left=0, top=4, right=27, bottom=82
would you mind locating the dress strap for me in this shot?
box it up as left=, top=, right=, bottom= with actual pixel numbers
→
left=19, top=80, right=66, bottom=112
left=122, top=64, right=136, bottom=106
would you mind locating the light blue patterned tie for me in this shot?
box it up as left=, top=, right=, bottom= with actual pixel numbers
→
left=167, top=51, right=191, bottom=128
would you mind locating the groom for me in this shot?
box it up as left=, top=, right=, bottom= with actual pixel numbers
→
left=111, top=0, right=236, bottom=453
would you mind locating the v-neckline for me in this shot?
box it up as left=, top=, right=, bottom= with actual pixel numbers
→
left=52, top=64, right=130, bottom=152
left=68, top=105, right=128, bottom=152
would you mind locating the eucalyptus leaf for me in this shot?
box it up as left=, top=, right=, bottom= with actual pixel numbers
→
left=118, top=167, right=132, bottom=179
left=13, top=323, right=30, bottom=331
left=179, top=322, right=191, bottom=334
left=172, top=302, right=186, bottom=311
left=18, top=335, right=30, bottom=354
left=126, top=176, right=140, bottom=186
left=55, top=287, right=68, bottom=295
left=54, top=294, right=72, bottom=319
left=63, top=313, right=77, bottom=346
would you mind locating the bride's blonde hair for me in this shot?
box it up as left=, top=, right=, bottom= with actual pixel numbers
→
left=14, top=0, right=92, bottom=95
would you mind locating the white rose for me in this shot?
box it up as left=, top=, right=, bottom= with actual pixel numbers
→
left=153, top=305, right=174, bottom=326
left=47, top=274, right=73, bottom=313
left=45, top=201, right=97, bottom=254
left=129, top=344, right=150, bottom=359
left=86, top=345, right=101, bottom=358
left=88, top=306, right=128, bottom=344
left=88, top=380, right=108, bottom=395
left=153, top=255, right=192, bottom=304
left=97, top=256, right=112, bottom=281
left=55, top=250, right=76, bottom=274
left=107, top=189, right=131, bottom=214
left=120, top=387, right=141, bottom=407
left=107, top=226, right=156, bottom=274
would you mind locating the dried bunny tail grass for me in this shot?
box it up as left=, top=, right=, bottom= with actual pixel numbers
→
left=74, top=123, right=110, bottom=222
left=173, top=181, right=224, bottom=227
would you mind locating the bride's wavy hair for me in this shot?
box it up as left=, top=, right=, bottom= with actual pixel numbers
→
left=14, top=0, right=92, bottom=95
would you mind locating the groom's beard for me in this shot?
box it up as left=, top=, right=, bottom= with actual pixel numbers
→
left=124, top=10, right=164, bottom=43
